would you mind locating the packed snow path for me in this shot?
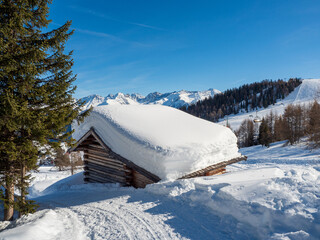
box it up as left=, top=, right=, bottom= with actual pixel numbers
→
left=37, top=190, right=183, bottom=240
left=1, top=141, right=319, bottom=240
left=1, top=183, right=260, bottom=240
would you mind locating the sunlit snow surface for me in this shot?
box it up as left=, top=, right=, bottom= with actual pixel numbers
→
left=1, top=79, right=320, bottom=239
left=0, top=141, right=319, bottom=240
left=73, top=105, right=240, bottom=180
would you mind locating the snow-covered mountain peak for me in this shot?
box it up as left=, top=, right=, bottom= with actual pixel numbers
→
left=81, top=88, right=221, bottom=110
left=81, top=94, right=105, bottom=109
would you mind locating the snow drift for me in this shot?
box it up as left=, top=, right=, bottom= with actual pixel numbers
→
left=73, top=105, right=240, bottom=180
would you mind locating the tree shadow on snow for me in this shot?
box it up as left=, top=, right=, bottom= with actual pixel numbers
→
left=33, top=179, right=320, bottom=240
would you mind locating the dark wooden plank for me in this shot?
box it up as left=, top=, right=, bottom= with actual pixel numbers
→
left=86, top=146, right=111, bottom=156
left=86, top=169, right=127, bottom=183
left=205, top=167, right=226, bottom=176
left=85, top=166, right=128, bottom=181
left=85, top=162, right=128, bottom=176
left=179, top=156, right=247, bottom=179
left=88, top=144, right=105, bottom=149
left=132, top=170, right=155, bottom=188
left=84, top=153, right=124, bottom=165
left=85, top=152, right=124, bottom=165
left=84, top=160, right=131, bottom=174
left=86, top=171, right=125, bottom=184
left=84, top=157, right=125, bottom=170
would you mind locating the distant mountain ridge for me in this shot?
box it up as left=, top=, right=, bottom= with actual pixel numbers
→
left=218, top=78, right=320, bottom=130
left=81, top=89, right=221, bottom=110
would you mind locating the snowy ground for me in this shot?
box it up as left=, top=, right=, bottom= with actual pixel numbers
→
left=0, top=141, right=320, bottom=240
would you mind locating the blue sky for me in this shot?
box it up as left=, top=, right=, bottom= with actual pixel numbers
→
left=48, top=0, right=320, bottom=98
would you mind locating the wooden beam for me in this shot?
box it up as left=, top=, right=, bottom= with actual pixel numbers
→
left=86, top=167, right=128, bottom=182
left=85, top=171, right=125, bottom=184
left=84, top=152, right=124, bottom=165
left=205, top=167, right=226, bottom=176
left=84, top=165, right=130, bottom=179
left=85, top=162, right=129, bottom=176
left=179, top=156, right=247, bottom=179
left=84, top=156, right=125, bottom=170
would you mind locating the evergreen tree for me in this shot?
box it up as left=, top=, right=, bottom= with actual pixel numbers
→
left=258, top=118, right=272, bottom=147
left=0, top=0, right=88, bottom=220
left=182, top=78, right=302, bottom=122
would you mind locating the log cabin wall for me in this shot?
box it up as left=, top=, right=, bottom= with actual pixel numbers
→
left=75, top=133, right=156, bottom=188
left=70, top=128, right=246, bottom=187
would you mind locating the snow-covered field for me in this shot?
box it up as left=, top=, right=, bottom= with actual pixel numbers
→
left=0, top=141, right=319, bottom=240
left=1, top=79, right=320, bottom=239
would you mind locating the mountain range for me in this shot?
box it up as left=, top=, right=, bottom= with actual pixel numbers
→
left=81, top=89, right=221, bottom=110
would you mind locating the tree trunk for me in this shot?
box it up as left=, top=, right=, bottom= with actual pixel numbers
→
left=4, top=175, right=14, bottom=221
left=18, top=165, right=26, bottom=218
left=71, top=163, right=74, bottom=175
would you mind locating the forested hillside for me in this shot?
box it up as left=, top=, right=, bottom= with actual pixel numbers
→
left=181, top=78, right=302, bottom=122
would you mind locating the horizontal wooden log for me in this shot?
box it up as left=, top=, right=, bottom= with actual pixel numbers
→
left=85, top=166, right=128, bottom=182
left=84, top=157, right=125, bottom=170
left=87, top=170, right=127, bottom=183
left=205, top=167, right=226, bottom=176
left=86, top=146, right=111, bottom=156
left=84, top=152, right=124, bottom=165
left=85, top=171, right=126, bottom=184
left=179, top=156, right=247, bottom=179
left=84, top=161, right=131, bottom=175
left=85, top=162, right=128, bottom=176
left=88, top=144, right=105, bottom=149
left=84, top=153, right=124, bottom=165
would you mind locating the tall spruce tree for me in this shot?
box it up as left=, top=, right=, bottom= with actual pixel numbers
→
left=0, top=0, right=88, bottom=220
left=258, top=118, right=272, bottom=147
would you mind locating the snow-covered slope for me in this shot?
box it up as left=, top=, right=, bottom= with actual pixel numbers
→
left=80, top=88, right=221, bottom=110
left=1, top=140, right=319, bottom=240
left=219, top=79, right=320, bottom=130
left=72, top=105, right=240, bottom=180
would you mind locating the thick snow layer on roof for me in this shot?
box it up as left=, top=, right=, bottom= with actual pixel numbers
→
left=73, top=105, right=241, bottom=180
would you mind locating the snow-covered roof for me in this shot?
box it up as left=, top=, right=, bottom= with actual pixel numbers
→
left=72, top=105, right=241, bottom=180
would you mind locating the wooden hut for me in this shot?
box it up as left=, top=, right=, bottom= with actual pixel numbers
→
left=69, top=127, right=246, bottom=188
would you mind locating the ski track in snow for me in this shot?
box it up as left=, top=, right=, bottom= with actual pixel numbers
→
left=31, top=190, right=186, bottom=240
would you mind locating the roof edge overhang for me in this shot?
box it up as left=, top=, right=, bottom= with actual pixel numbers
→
left=68, top=127, right=161, bottom=183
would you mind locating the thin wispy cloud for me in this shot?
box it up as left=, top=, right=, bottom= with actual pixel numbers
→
left=51, top=22, right=151, bottom=47
left=75, top=28, right=123, bottom=41
left=69, top=5, right=166, bottom=31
